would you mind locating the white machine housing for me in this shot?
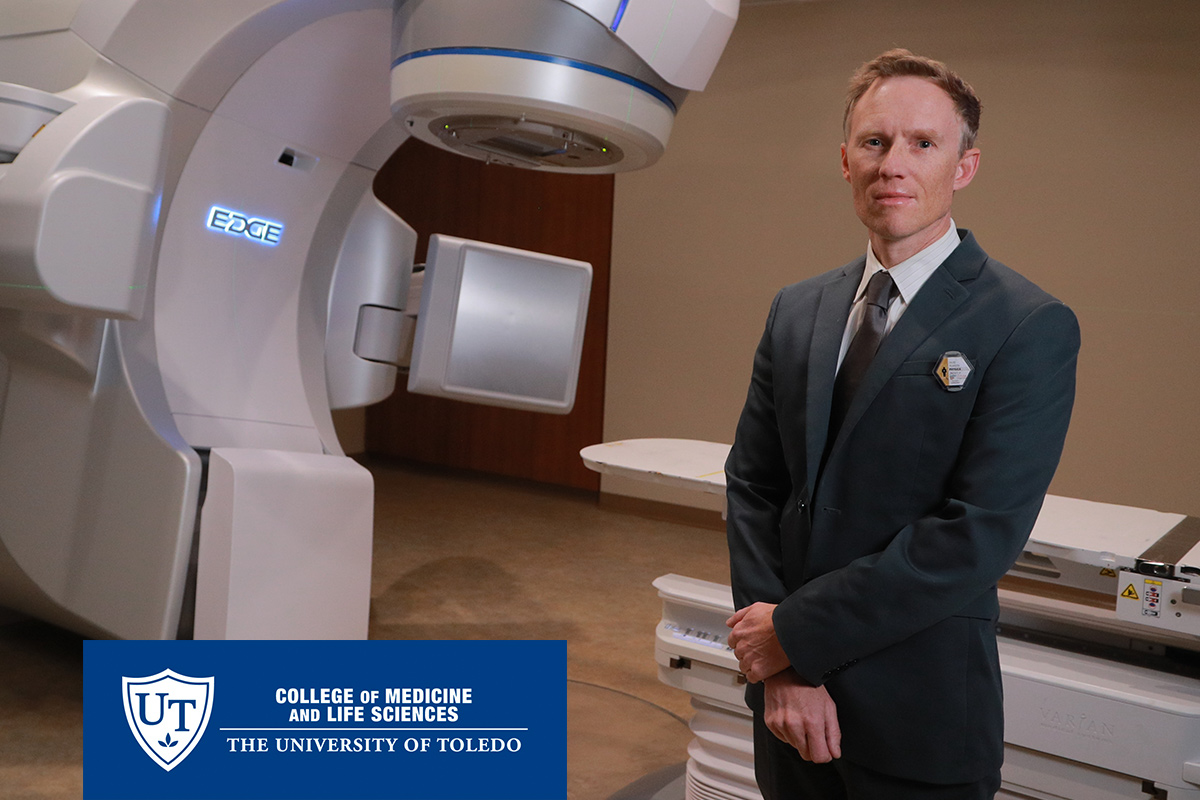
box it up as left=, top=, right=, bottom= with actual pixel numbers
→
left=391, top=0, right=736, bottom=172
left=0, top=0, right=736, bottom=640
left=407, top=234, right=593, bottom=414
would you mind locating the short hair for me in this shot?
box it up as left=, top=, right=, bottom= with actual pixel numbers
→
left=843, top=49, right=981, bottom=153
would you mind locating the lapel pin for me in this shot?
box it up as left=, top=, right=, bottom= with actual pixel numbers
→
left=934, top=351, right=973, bottom=392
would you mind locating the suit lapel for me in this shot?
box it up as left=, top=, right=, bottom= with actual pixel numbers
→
left=804, top=259, right=862, bottom=500
left=824, top=231, right=986, bottom=462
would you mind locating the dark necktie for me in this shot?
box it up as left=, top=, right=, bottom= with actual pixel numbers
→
left=829, top=269, right=898, bottom=440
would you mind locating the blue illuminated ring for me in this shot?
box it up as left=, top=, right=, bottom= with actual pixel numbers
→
left=611, top=0, right=631, bottom=31
left=391, top=47, right=677, bottom=114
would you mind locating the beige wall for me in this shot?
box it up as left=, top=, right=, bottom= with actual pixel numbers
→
left=605, top=0, right=1200, bottom=517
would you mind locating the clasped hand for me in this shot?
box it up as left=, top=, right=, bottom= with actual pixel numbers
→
left=727, top=603, right=842, bottom=763
left=763, top=670, right=842, bottom=763
left=726, top=601, right=790, bottom=683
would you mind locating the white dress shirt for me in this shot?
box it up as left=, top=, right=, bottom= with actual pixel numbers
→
left=835, top=220, right=963, bottom=374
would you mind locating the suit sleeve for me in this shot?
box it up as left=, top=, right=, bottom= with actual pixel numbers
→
left=725, top=291, right=793, bottom=609
left=773, top=299, right=1081, bottom=685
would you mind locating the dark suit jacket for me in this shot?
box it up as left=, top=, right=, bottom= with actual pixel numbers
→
left=725, top=231, right=1079, bottom=784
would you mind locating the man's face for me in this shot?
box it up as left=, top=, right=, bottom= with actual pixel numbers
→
left=841, top=76, right=980, bottom=265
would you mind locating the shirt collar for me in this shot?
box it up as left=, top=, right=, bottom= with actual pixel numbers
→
left=857, top=219, right=962, bottom=305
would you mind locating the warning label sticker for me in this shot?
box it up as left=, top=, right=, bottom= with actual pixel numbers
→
left=1142, top=579, right=1162, bottom=617
left=1121, top=584, right=1139, bottom=601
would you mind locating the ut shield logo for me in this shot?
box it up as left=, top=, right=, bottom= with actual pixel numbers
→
left=122, top=670, right=214, bottom=771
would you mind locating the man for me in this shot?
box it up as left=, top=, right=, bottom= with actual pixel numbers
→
left=724, top=49, right=1079, bottom=800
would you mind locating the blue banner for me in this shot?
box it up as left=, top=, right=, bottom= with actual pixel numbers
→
left=84, top=640, right=566, bottom=799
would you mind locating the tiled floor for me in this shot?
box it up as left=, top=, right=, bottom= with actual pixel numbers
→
left=0, top=458, right=732, bottom=799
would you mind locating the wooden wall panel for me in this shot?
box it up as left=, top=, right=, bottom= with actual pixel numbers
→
left=365, top=138, right=612, bottom=491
